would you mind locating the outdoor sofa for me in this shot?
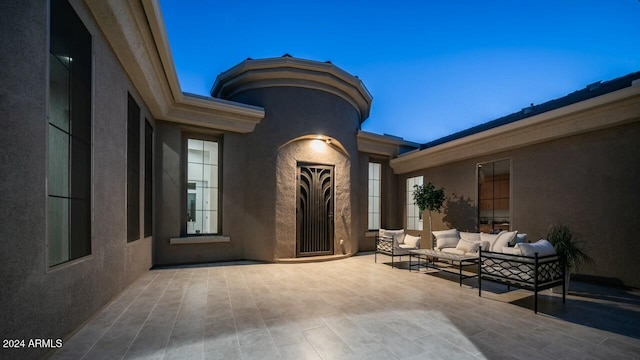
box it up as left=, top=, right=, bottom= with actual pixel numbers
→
left=430, top=229, right=566, bottom=313
left=478, top=240, right=565, bottom=313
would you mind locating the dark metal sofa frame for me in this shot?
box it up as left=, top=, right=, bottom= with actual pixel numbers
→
left=478, top=248, right=565, bottom=313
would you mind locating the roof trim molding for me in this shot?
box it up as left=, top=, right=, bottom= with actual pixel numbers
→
left=357, top=131, right=420, bottom=157
left=390, top=84, right=640, bottom=174
left=85, top=0, right=264, bottom=133
left=211, top=57, right=373, bottom=122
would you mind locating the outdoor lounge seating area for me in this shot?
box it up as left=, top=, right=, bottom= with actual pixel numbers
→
left=376, top=228, right=570, bottom=313
left=431, top=228, right=527, bottom=256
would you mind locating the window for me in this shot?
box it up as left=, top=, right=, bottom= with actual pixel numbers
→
left=186, top=138, right=220, bottom=234
left=48, top=0, right=92, bottom=266
left=406, top=176, right=423, bottom=230
left=368, top=162, right=381, bottom=230
left=127, top=94, right=140, bottom=242
left=144, top=120, right=153, bottom=237
left=478, top=159, right=511, bottom=233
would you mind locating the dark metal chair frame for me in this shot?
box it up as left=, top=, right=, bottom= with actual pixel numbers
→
left=374, top=235, right=411, bottom=268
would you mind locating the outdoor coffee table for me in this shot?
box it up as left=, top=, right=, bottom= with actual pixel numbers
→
left=409, top=249, right=479, bottom=286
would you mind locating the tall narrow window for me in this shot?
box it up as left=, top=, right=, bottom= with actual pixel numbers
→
left=406, top=176, right=423, bottom=230
left=48, top=0, right=92, bottom=266
left=368, top=162, right=381, bottom=230
left=478, top=159, right=511, bottom=233
left=144, top=120, right=153, bottom=237
left=127, top=94, right=140, bottom=242
left=187, top=138, right=220, bottom=234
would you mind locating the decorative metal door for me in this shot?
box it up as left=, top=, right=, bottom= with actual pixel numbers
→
left=297, top=164, right=334, bottom=257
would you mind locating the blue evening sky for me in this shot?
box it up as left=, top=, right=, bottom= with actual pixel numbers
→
left=158, top=0, right=640, bottom=143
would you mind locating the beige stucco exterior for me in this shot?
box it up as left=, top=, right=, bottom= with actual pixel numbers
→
left=3, top=1, right=640, bottom=358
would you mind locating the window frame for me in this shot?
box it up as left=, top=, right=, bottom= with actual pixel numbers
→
left=47, top=0, right=94, bottom=268
left=143, top=119, right=153, bottom=238
left=183, top=133, right=223, bottom=236
left=126, top=93, right=141, bottom=243
left=406, top=175, right=424, bottom=231
left=477, top=158, right=512, bottom=234
left=367, top=162, right=382, bottom=230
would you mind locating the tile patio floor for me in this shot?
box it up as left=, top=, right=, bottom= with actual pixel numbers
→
left=49, top=253, right=640, bottom=360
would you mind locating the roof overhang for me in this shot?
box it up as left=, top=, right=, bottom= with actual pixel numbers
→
left=357, top=131, right=420, bottom=157
left=84, top=0, right=264, bottom=133
left=391, top=82, right=640, bottom=174
left=211, top=57, right=373, bottom=123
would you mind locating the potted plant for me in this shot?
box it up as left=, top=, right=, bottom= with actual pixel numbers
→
left=413, top=182, right=446, bottom=249
left=547, top=224, right=594, bottom=295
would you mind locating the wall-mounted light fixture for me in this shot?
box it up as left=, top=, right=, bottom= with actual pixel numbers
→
left=311, top=139, right=326, bottom=152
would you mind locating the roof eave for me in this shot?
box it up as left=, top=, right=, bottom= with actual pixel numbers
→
left=357, top=131, right=420, bottom=157
left=85, top=0, right=264, bottom=133
left=211, top=56, right=373, bottom=123
left=391, top=84, right=640, bottom=174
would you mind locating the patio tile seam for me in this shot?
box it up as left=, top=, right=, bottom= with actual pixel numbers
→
left=77, top=271, right=162, bottom=360
left=121, top=268, right=179, bottom=359
left=157, top=269, right=195, bottom=360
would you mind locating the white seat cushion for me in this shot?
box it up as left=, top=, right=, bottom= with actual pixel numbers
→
left=501, top=246, right=522, bottom=255
left=393, top=247, right=412, bottom=256
left=441, top=248, right=465, bottom=255
left=433, top=229, right=459, bottom=249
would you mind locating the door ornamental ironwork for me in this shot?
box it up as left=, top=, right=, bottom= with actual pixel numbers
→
left=297, top=164, right=334, bottom=257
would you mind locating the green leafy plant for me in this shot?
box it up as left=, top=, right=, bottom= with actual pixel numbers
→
left=413, top=182, right=446, bottom=249
left=547, top=224, right=594, bottom=294
left=547, top=224, right=594, bottom=271
left=547, top=223, right=595, bottom=292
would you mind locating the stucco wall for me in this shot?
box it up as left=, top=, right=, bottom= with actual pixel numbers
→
left=399, top=121, right=640, bottom=288
left=358, top=155, right=401, bottom=251
left=0, top=1, right=152, bottom=359
left=228, top=87, right=363, bottom=261
left=153, top=123, right=246, bottom=265
left=153, top=86, right=363, bottom=264
left=275, top=141, right=352, bottom=258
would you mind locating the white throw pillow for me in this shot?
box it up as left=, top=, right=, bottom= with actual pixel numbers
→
left=432, top=229, right=459, bottom=249
left=501, top=246, right=522, bottom=255
left=510, top=232, right=527, bottom=246
left=456, top=238, right=480, bottom=253
left=459, top=232, right=481, bottom=242
left=480, top=231, right=504, bottom=252
left=516, top=239, right=556, bottom=257
left=491, top=231, right=518, bottom=252
left=403, top=234, right=420, bottom=248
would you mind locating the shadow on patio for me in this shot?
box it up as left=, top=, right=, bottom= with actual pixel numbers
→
left=377, top=258, right=640, bottom=340
left=49, top=253, right=640, bottom=360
